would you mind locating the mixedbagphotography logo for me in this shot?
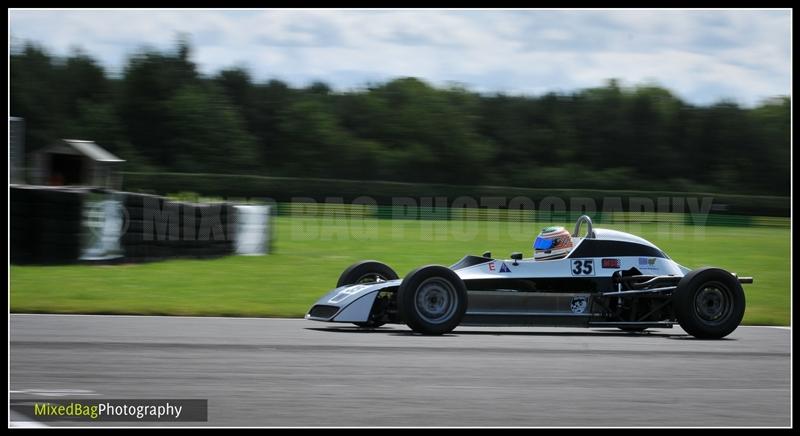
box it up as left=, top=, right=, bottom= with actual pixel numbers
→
left=11, top=399, right=208, bottom=422
left=279, top=194, right=717, bottom=243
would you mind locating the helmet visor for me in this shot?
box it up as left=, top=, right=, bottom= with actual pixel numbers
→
left=534, top=237, right=557, bottom=250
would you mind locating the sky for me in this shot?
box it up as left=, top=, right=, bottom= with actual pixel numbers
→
left=8, top=9, right=792, bottom=107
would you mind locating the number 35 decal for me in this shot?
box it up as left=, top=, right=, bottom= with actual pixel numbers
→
left=571, top=259, right=594, bottom=276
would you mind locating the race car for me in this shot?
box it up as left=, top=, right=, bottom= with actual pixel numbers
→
left=306, top=215, right=752, bottom=339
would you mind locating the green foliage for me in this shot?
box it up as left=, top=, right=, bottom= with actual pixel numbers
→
left=10, top=39, right=791, bottom=197
left=164, top=83, right=259, bottom=173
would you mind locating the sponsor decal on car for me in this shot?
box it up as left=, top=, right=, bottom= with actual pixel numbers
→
left=499, top=263, right=511, bottom=273
left=570, top=297, right=588, bottom=314
left=638, top=257, right=658, bottom=270
left=601, top=258, right=621, bottom=268
left=488, top=263, right=495, bottom=272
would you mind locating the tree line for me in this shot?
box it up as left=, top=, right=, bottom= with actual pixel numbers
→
left=10, top=40, right=790, bottom=196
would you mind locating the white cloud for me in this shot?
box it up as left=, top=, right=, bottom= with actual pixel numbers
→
left=8, top=9, right=791, bottom=106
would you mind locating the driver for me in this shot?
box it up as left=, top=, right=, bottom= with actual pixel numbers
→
left=533, top=226, right=574, bottom=260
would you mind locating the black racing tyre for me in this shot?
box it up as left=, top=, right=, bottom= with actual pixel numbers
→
left=673, top=267, right=746, bottom=339
left=336, top=260, right=399, bottom=287
left=337, top=260, right=399, bottom=328
left=397, top=265, right=467, bottom=335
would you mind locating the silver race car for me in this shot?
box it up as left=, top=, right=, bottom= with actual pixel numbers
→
left=306, top=215, right=752, bottom=338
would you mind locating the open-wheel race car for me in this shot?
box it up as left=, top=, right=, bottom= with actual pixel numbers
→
left=306, top=215, right=752, bottom=338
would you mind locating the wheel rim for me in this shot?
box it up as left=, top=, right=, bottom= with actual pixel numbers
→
left=694, top=281, right=733, bottom=325
left=355, top=273, right=387, bottom=284
left=414, top=277, right=457, bottom=324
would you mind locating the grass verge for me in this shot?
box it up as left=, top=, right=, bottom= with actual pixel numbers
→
left=10, top=217, right=790, bottom=325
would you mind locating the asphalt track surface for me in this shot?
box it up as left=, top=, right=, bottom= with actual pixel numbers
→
left=9, top=314, right=791, bottom=427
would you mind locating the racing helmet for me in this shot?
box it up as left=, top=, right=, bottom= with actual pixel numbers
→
left=533, top=226, right=574, bottom=260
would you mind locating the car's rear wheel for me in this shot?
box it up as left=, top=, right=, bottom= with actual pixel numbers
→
left=673, top=267, right=745, bottom=339
left=337, top=260, right=398, bottom=328
left=397, top=265, right=467, bottom=335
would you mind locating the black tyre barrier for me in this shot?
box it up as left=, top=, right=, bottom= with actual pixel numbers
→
left=38, top=217, right=84, bottom=234
left=11, top=186, right=240, bottom=264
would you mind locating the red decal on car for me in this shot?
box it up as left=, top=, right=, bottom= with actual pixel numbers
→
left=602, top=258, right=621, bottom=268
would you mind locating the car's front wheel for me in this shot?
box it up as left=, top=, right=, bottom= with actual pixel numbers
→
left=673, top=267, right=746, bottom=339
left=337, top=260, right=398, bottom=328
left=397, top=265, right=467, bottom=335
left=337, top=260, right=399, bottom=287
